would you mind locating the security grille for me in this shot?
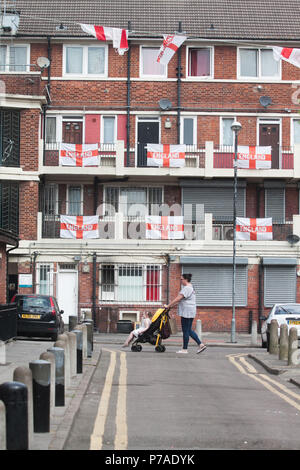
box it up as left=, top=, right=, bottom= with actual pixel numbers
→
left=0, top=181, right=19, bottom=234
left=0, top=109, right=20, bottom=167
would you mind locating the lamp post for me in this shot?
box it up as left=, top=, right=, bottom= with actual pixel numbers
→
left=231, top=121, right=242, bottom=343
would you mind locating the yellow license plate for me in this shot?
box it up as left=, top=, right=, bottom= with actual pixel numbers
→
left=21, top=314, right=41, bottom=319
left=289, top=320, right=300, bottom=325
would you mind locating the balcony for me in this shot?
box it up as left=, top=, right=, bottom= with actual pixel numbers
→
left=213, top=145, right=294, bottom=170
left=44, top=142, right=117, bottom=167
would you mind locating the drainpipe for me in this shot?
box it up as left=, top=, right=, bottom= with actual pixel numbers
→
left=166, top=254, right=170, bottom=304
left=176, top=21, right=183, bottom=144
left=32, top=251, right=38, bottom=294
left=126, top=21, right=131, bottom=167
left=92, top=252, right=97, bottom=330
left=42, top=37, right=52, bottom=166
left=258, top=257, right=263, bottom=333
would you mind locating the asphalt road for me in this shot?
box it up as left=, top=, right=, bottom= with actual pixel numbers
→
left=64, top=342, right=300, bottom=451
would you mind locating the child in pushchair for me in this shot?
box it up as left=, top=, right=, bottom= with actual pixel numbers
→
left=129, top=307, right=171, bottom=353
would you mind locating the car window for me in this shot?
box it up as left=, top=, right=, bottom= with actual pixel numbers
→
left=275, top=306, right=300, bottom=315
left=18, top=296, right=51, bottom=310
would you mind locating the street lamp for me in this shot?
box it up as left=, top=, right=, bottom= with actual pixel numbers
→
left=231, top=121, right=242, bottom=343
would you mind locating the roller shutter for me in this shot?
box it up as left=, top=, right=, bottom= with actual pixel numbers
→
left=264, top=266, right=296, bottom=307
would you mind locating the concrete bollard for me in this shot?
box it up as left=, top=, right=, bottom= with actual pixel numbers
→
left=0, top=400, right=6, bottom=450
left=55, top=340, right=70, bottom=388
left=77, top=324, right=88, bottom=359
left=66, top=332, right=77, bottom=377
left=279, top=324, right=289, bottom=361
left=57, top=334, right=71, bottom=387
left=84, top=321, right=93, bottom=357
left=69, top=316, right=78, bottom=332
left=288, top=327, right=299, bottom=366
left=47, top=346, right=65, bottom=406
left=13, top=366, right=33, bottom=448
left=40, top=351, right=56, bottom=410
left=251, top=321, right=258, bottom=346
left=0, top=382, right=28, bottom=450
left=29, top=360, right=51, bottom=433
left=269, top=319, right=279, bottom=354
left=72, top=329, right=83, bottom=373
left=195, top=319, right=202, bottom=341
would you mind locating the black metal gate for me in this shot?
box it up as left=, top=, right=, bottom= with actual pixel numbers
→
left=0, top=304, right=17, bottom=341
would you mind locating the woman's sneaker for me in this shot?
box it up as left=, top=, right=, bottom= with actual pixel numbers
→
left=176, top=349, right=188, bottom=354
left=196, top=344, right=207, bottom=354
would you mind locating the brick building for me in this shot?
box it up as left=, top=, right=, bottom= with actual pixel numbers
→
left=1, top=0, right=300, bottom=332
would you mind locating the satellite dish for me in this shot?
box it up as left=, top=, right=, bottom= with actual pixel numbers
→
left=259, top=96, right=272, bottom=108
left=159, top=98, right=172, bottom=111
left=286, top=234, right=300, bottom=245
left=36, top=57, right=50, bottom=70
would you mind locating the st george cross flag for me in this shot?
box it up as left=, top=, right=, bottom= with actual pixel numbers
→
left=236, top=218, right=273, bottom=241
left=60, top=215, right=99, bottom=239
left=272, top=46, right=300, bottom=69
left=236, top=146, right=272, bottom=169
left=146, top=216, right=184, bottom=240
left=157, top=34, right=187, bottom=65
left=147, top=144, right=186, bottom=167
left=80, top=23, right=128, bottom=55
left=59, top=143, right=99, bottom=167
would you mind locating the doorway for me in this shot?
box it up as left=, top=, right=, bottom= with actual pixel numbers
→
left=137, top=119, right=159, bottom=166
left=57, top=265, right=78, bottom=325
left=259, top=122, right=280, bottom=169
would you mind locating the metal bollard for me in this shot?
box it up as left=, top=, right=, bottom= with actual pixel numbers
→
left=69, top=316, right=78, bottom=331
left=0, top=400, right=6, bottom=450
left=279, top=324, right=289, bottom=361
left=40, top=351, right=56, bottom=410
left=72, top=329, right=83, bottom=373
left=47, top=346, right=65, bottom=406
left=195, top=319, right=202, bottom=341
left=288, top=327, right=299, bottom=366
left=29, top=360, right=51, bottom=433
left=0, top=381, right=28, bottom=450
left=13, top=366, right=33, bottom=448
left=66, top=332, right=77, bottom=377
left=84, top=321, right=93, bottom=357
left=269, top=319, right=279, bottom=354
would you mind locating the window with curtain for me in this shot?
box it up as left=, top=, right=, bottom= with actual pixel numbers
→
left=0, top=45, right=28, bottom=72
left=65, top=45, right=106, bottom=76
left=182, top=117, right=196, bottom=145
left=293, top=120, right=300, bottom=144
left=88, top=47, right=105, bottom=74
left=103, top=116, right=115, bottom=143
left=141, top=47, right=166, bottom=76
left=222, top=118, right=234, bottom=146
left=188, top=48, right=211, bottom=77
left=46, top=117, right=56, bottom=143
left=68, top=186, right=82, bottom=215
left=239, top=48, right=279, bottom=78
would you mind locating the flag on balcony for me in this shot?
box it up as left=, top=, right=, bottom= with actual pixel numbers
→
left=146, top=215, right=184, bottom=239
left=157, top=34, right=187, bottom=65
left=272, top=46, right=300, bottom=68
left=59, top=143, right=99, bottom=167
left=147, top=144, right=186, bottom=167
left=236, top=218, right=273, bottom=241
left=236, top=146, right=272, bottom=169
left=60, top=215, right=99, bottom=239
left=80, top=23, right=128, bottom=55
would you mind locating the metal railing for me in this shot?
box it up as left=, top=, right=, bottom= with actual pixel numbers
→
left=44, top=142, right=116, bottom=167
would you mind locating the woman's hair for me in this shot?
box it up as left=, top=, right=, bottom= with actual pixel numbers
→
left=182, top=273, right=192, bottom=282
left=146, top=311, right=153, bottom=318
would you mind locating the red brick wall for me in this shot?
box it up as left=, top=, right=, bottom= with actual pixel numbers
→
left=19, top=182, right=39, bottom=240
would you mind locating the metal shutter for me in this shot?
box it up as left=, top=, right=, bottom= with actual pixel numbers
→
left=182, top=264, right=248, bottom=306
left=182, top=186, right=245, bottom=222
left=265, top=188, right=285, bottom=223
left=264, top=266, right=296, bottom=307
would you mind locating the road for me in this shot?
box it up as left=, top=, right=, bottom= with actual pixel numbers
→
left=64, top=342, right=300, bottom=451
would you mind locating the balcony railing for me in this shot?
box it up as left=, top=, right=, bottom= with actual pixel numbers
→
left=213, top=145, right=294, bottom=170
left=212, top=221, right=293, bottom=241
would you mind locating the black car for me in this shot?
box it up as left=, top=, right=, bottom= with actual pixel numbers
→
left=11, top=294, right=64, bottom=341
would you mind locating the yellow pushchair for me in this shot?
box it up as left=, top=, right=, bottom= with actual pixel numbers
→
left=131, top=307, right=170, bottom=353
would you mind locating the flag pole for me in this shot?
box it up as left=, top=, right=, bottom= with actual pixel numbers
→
left=231, top=121, right=242, bottom=343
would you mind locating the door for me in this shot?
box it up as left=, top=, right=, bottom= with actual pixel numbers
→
left=259, top=123, right=280, bottom=169
left=57, top=270, right=78, bottom=325
left=137, top=120, right=159, bottom=166
left=63, top=121, right=83, bottom=144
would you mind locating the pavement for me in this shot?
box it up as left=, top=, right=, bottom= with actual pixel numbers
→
left=1, top=330, right=300, bottom=450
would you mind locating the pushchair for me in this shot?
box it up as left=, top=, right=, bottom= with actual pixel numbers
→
left=131, top=307, right=171, bottom=353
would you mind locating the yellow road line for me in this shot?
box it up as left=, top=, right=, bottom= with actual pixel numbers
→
left=239, top=356, right=258, bottom=374
left=114, top=352, right=128, bottom=450
left=90, top=350, right=116, bottom=450
left=260, top=373, right=300, bottom=402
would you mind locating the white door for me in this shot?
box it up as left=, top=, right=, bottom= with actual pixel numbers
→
left=57, top=271, right=78, bottom=325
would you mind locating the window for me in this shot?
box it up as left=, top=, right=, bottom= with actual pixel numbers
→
left=104, top=187, right=163, bottom=217
left=221, top=118, right=234, bottom=146
left=293, top=120, right=300, bottom=144
left=239, top=48, right=279, bottom=78
left=102, top=116, right=116, bottom=144
left=0, top=45, right=29, bottom=72
left=140, top=47, right=166, bottom=77
left=67, top=186, right=82, bottom=215
left=45, top=117, right=57, bottom=143
left=64, top=45, right=107, bottom=76
left=187, top=47, right=212, bottom=78
left=37, top=264, right=53, bottom=295
left=100, top=264, right=161, bottom=303
left=264, top=265, right=296, bottom=306
left=181, top=117, right=197, bottom=146
left=265, top=187, right=285, bottom=224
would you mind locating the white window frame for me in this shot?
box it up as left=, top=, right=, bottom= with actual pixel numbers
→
left=180, top=116, right=197, bottom=147
left=140, top=46, right=167, bottom=79
left=237, top=47, right=281, bottom=80
left=186, top=46, right=214, bottom=80
left=220, top=116, right=236, bottom=147
left=36, top=263, right=54, bottom=295
left=101, top=115, right=117, bottom=144
left=67, top=184, right=83, bottom=216
left=63, top=44, right=108, bottom=78
left=103, top=185, right=164, bottom=217
left=291, top=118, right=300, bottom=146
left=0, top=43, right=30, bottom=73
